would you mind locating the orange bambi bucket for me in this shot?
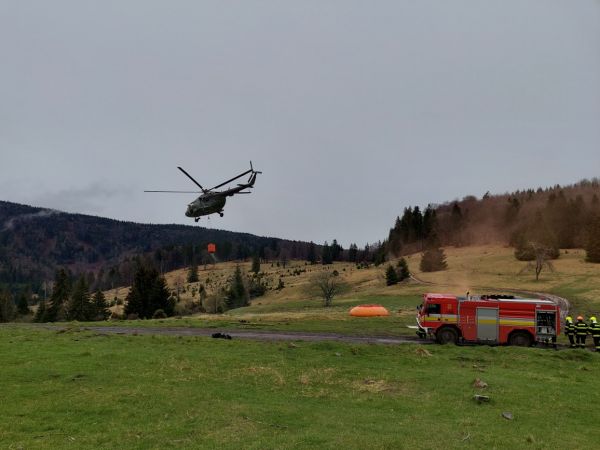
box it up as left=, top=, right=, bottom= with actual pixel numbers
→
left=349, top=304, right=390, bottom=317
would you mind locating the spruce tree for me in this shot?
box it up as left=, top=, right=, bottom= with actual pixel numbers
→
left=67, top=276, right=95, bottom=321
left=125, top=265, right=174, bottom=319
left=149, top=275, right=174, bottom=317
left=307, top=241, right=317, bottom=265
left=0, top=291, right=16, bottom=323
left=385, top=265, right=399, bottom=286
left=34, top=300, right=47, bottom=323
left=251, top=254, right=261, bottom=274
left=226, top=265, right=249, bottom=309
left=92, top=289, right=110, bottom=320
left=348, top=244, right=358, bottom=263
left=388, top=217, right=403, bottom=256
left=331, top=240, right=343, bottom=261
left=422, top=206, right=437, bottom=241
left=17, top=292, right=30, bottom=316
left=321, top=242, right=333, bottom=265
left=187, top=261, right=199, bottom=283
left=412, top=207, right=424, bottom=242
left=47, top=269, right=71, bottom=322
left=420, top=232, right=448, bottom=272
left=397, top=257, right=410, bottom=281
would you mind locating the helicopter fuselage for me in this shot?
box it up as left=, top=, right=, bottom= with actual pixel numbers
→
left=186, top=193, right=227, bottom=218
left=146, top=162, right=260, bottom=222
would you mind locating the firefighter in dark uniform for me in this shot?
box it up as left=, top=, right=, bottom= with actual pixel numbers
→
left=589, top=316, right=600, bottom=352
left=575, top=316, right=589, bottom=349
left=565, top=316, right=576, bottom=348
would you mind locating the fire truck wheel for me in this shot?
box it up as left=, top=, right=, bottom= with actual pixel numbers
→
left=508, top=331, right=533, bottom=347
left=436, top=327, right=458, bottom=345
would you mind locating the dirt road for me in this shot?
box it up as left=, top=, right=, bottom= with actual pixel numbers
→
left=25, top=324, right=426, bottom=345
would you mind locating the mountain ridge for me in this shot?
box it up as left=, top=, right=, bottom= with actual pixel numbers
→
left=0, top=200, right=313, bottom=293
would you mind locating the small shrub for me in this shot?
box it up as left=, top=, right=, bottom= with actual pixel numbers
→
left=152, top=309, right=167, bottom=319
left=276, top=278, right=285, bottom=290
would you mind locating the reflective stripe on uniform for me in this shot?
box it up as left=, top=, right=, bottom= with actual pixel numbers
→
left=590, top=323, right=600, bottom=337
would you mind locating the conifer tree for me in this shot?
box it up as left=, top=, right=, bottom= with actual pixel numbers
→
left=388, top=217, right=403, bottom=256
left=422, top=206, right=436, bottom=241
left=0, top=290, right=16, bottom=323
left=92, top=289, right=110, bottom=320
left=125, top=265, right=174, bottom=318
left=307, top=241, right=317, bottom=265
left=187, top=261, right=199, bottom=283
left=34, top=299, right=47, bottom=323
left=321, top=241, right=333, bottom=265
left=420, top=232, right=448, bottom=272
left=397, top=257, right=410, bottom=281
left=67, top=276, right=95, bottom=321
left=17, top=292, right=30, bottom=316
left=385, top=264, right=399, bottom=286
left=149, top=275, right=174, bottom=317
left=251, top=254, right=261, bottom=274
left=331, top=239, right=343, bottom=261
left=373, top=241, right=386, bottom=266
left=348, top=244, right=358, bottom=263
left=47, top=268, right=71, bottom=322
left=226, top=265, right=249, bottom=309
left=412, top=206, right=424, bottom=242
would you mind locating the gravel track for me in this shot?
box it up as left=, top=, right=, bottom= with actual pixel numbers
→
left=21, top=324, right=427, bottom=345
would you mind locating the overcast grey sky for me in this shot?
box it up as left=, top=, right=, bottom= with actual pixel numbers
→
left=1, top=1, right=599, bottom=246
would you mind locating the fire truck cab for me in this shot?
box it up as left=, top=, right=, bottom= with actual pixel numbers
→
left=416, top=293, right=560, bottom=346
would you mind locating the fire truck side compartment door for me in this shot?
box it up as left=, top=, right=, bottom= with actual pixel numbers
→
left=476, top=307, right=499, bottom=342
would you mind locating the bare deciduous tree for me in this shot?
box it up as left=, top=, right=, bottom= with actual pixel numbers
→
left=307, top=271, right=348, bottom=307
left=518, top=242, right=555, bottom=281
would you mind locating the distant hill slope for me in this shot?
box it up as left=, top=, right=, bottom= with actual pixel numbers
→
left=0, top=200, right=311, bottom=292
left=386, top=178, right=600, bottom=255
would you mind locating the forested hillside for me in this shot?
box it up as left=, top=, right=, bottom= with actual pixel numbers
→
left=386, top=178, right=600, bottom=260
left=0, top=200, right=313, bottom=294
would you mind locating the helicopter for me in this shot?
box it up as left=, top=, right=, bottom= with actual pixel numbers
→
left=145, top=162, right=261, bottom=221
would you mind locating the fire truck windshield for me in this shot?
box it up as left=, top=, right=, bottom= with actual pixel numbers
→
left=426, top=304, right=441, bottom=314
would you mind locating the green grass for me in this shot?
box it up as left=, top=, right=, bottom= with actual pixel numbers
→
left=81, top=294, right=423, bottom=337
left=2, top=326, right=600, bottom=449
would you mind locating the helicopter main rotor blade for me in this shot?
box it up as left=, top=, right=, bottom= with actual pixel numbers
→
left=209, top=169, right=253, bottom=191
left=144, top=190, right=201, bottom=193
left=177, top=167, right=206, bottom=192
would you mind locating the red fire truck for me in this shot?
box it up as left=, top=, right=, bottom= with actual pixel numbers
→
left=416, top=293, right=560, bottom=346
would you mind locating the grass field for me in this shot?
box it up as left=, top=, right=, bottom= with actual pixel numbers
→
left=8, top=247, right=600, bottom=448
left=2, top=325, right=600, bottom=449
left=93, top=246, right=600, bottom=338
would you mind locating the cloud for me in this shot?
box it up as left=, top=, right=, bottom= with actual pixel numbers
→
left=30, top=182, right=134, bottom=215
left=2, top=208, right=61, bottom=231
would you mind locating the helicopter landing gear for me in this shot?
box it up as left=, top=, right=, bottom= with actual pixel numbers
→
left=219, top=212, right=224, bottom=217
left=194, top=217, right=200, bottom=223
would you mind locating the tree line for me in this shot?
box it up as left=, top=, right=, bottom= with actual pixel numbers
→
left=384, top=179, right=600, bottom=264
